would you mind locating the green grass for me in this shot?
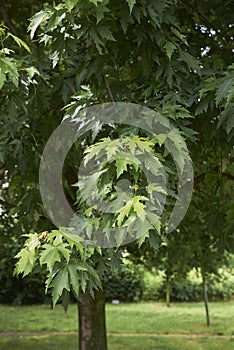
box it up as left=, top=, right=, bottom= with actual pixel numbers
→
left=0, top=302, right=233, bottom=335
left=0, top=302, right=233, bottom=349
left=107, top=302, right=234, bottom=335
left=0, top=335, right=234, bottom=350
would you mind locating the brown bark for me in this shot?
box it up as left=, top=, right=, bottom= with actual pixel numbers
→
left=78, top=288, right=107, bottom=350
left=202, top=273, right=210, bottom=327
left=166, top=278, right=170, bottom=307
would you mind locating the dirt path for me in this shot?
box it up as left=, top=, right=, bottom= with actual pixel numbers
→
left=0, top=332, right=233, bottom=339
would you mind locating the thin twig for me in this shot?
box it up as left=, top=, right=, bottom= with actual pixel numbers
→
left=102, top=70, right=115, bottom=103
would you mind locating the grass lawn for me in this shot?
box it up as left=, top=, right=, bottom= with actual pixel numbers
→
left=107, top=302, right=234, bottom=335
left=0, top=335, right=234, bottom=350
left=0, top=302, right=233, bottom=349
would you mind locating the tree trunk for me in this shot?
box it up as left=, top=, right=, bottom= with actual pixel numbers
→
left=78, top=287, right=108, bottom=350
left=166, top=278, right=170, bottom=307
left=202, top=273, right=210, bottom=327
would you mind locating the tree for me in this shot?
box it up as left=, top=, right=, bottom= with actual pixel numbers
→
left=179, top=135, right=234, bottom=326
left=0, top=0, right=233, bottom=349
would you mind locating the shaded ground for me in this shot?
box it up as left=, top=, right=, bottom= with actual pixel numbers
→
left=0, top=332, right=233, bottom=338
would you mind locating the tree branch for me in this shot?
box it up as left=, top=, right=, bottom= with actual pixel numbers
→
left=102, top=70, right=115, bottom=103
left=0, top=0, right=18, bottom=36
left=194, top=167, right=234, bottom=188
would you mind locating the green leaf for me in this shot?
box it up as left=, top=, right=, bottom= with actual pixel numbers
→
left=164, top=41, right=177, bottom=60
left=59, top=227, right=84, bottom=252
left=115, top=157, right=128, bottom=178
left=8, top=33, right=31, bottom=53
left=134, top=217, right=154, bottom=242
left=116, top=199, right=132, bottom=226
left=171, top=146, right=185, bottom=171
left=90, top=24, right=115, bottom=53
left=96, top=24, right=115, bottom=41
left=179, top=50, right=200, bottom=75
left=133, top=200, right=145, bottom=221
left=153, top=134, right=167, bottom=146
left=85, top=263, right=101, bottom=284
left=126, top=0, right=136, bottom=14
left=225, top=111, right=234, bottom=134
left=58, top=243, right=71, bottom=261
left=126, top=136, right=154, bottom=153
left=26, top=234, right=41, bottom=250
left=78, top=169, right=106, bottom=200
left=132, top=196, right=148, bottom=221
left=171, top=26, right=188, bottom=46
left=95, top=3, right=110, bottom=24
left=39, top=243, right=70, bottom=272
left=147, top=183, right=167, bottom=195
left=149, top=230, right=160, bottom=249
left=146, top=2, right=162, bottom=29
left=14, top=248, right=35, bottom=277
left=199, top=77, right=216, bottom=98
left=116, top=195, right=148, bottom=226
left=14, top=234, right=40, bottom=277
left=115, top=154, right=139, bottom=178
left=51, top=265, right=70, bottom=306
left=0, top=48, right=14, bottom=55
left=106, top=139, right=122, bottom=158
left=45, top=272, right=54, bottom=294
left=215, top=77, right=234, bottom=106
left=47, top=11, right=66, bottom=32
left=67, top=261, right=80, bottom=297
left=84, top=138, right=110, bottom=165
left=137, top=232, right=149, bottom=247
left=61, top=289, right=70, bottom=313
left=226, top=86, right=234, bottom=106
left=125, top=137, right=137, bottom=154
left=120, top=3, right=132, bottom=33
left=0, top=57, right=19, bottom=88
left=195, top=96, right=210, bottom=115
left=218, top=106, right=234, bottom=135
left=24, top=66, right=40, bottom=79
left=48, top=230, right=63, bottom=246
left=29, top=11, right=48, bottom=39
left=64, top=0, right=78, bottom=10
left=89, top=27, right=104, bottom=53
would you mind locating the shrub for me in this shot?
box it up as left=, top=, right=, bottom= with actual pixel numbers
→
left=142, top=268, right=234, bottom=302
left=142, top=270, right=163, bottom=301
left=105, top=262, right=144, bottom=302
